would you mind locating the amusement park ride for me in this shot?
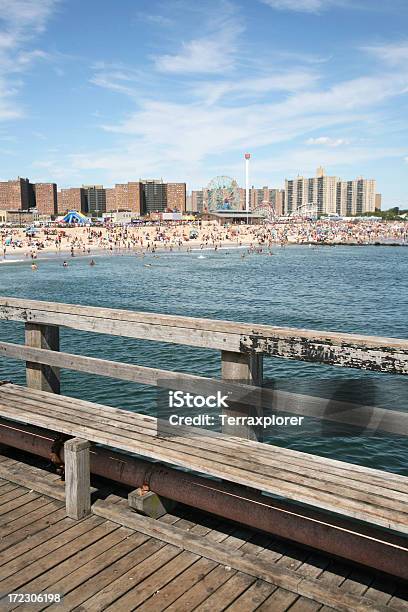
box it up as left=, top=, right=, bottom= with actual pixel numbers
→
left=205, top=176, right=240, bottom=210
left=203, top=153, right=281, bottom=221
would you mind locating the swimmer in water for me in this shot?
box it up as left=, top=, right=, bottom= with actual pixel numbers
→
left=90, top=259, right=96, bottom=266
left=31, top=263, right=38, bottom=271
left=62, top=261, right=68, bottom=267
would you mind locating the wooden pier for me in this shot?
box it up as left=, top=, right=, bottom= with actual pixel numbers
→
left=0, top=297, right=406, bottom=611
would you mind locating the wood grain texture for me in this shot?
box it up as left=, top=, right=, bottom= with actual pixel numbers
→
left=0, top=384, right=407, bottom=534
left=65, top=438, right=91, bottom=520
left=0, top=342, right=406, bottom=435
left=0, top=296, right=406, bottom=372
left=24, top=323, right=60, bottom=393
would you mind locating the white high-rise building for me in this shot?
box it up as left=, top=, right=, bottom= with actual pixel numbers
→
left=335, top=177, right=376, bottom=216
left=284, top=167, right=376, bottom=216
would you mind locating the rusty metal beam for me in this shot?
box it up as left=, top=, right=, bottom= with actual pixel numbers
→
left=0, top=416, right=407, bottom=581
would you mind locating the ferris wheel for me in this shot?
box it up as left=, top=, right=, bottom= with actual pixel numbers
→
left=205, top=176, right=240, bottom=210
left=252, top=200, right=276, bottom=221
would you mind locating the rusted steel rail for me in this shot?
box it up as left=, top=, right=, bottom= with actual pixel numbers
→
left=1, top=417, right=407, bottom=581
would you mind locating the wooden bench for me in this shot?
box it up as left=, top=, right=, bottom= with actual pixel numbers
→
left=0, top=382, right=407, bottom=538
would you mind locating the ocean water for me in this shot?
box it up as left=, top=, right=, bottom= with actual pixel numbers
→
left=0, top=245, right=407, bottom=474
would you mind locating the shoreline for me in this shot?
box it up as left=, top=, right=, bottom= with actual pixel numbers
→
left=1, top=222, right=407, bottom=262
left=1, top=239, right=407, bottom=265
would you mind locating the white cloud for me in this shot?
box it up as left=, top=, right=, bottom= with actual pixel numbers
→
left=0, top=0, right=57, bottom=31
left=222, top=145, right=405, bottom=184
left=153, top=5, right=243, bottom=74
left=36, top=2, right=408, bottom=192
left=362, top=43, right=408, bottom=66
left=194, top=71, right=320, bottom=104
left=72, top=66, right=408, bottom=189
left=135, top=12, right=174, bottom=27
left=0, top=0, right=58, bottom=121
left=307, top=136, right=349, bottom=146
left=154, top=37, right=237, bottom=74
left=261, top=0, right=338, bottom=13
left=90, top=62, right=146, bottom=97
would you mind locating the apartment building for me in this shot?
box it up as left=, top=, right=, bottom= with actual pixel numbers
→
left=57, top=188, right=86, bottom=215
left=34, top=183, right=57, bottom=215
left=106, top=182, right=143, bottom=215
left=142, top=180, right=167, bottom=214
left=0, top=178, right=34, bottom=211
left=191, top=190, right=204, bottom=213
left=249, top=187, right=285, bottom=215
left=335, top=178, right=376, bottom=216
left=105, top=188, right=116, bottom=212
left=82, top=185, right=106, bottom=216
left=285, top=167, right=376, bottom=216
left=167, top=183, right=186, bottom=212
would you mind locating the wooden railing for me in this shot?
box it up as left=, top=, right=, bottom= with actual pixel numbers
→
left=0, top=296, right=407, bottom=440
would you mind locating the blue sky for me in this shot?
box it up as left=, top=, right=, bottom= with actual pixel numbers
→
left=0, top=0, right=407, bottom=207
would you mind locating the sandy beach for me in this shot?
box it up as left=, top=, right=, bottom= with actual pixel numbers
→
left=0, top=219, right=407, bottom=262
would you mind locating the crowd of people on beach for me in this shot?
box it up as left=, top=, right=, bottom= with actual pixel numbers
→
left=1, top=219, right=407, bottom=263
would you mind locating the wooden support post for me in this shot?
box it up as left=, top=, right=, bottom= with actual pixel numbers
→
left=221, top=350, right=263, bottom=440
left=25, top=323, right=60, bottom=393
left=65, top=437, right=91, bottom=520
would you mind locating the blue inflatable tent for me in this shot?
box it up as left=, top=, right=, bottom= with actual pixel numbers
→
left=62, top=211, right=90, bottom=224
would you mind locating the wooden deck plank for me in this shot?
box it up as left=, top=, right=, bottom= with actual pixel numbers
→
left=0, top=466, right=402, bottom=612
left=135, top=557, right=218, bottom=612
left=294, top=553, right=330, bottom=580
left=257, top=587, right=299, bottom=611
left=0, top=516, right=102, bottom=582
left=364, top=578, right=396, bottom=606
left=193, top=572, right=256, bottom=612
left=44, top=536, right=161, bottom=612
left=0, top=521, right=120, bottom=604
left=0, top=491, right=42, bottom=520
left=0, top=504, right=66, bottom=552
left=93, top=501, right=392, bottom=612
left=317, top=560, right=349, bottom=588
left=166, top=565, right=238, bottom=611
left=389, top=584, right=408, bottom=611
left=0, top=459, right=65, bottom=502
left=338, top=568, right=372, bottom=597
left=1, top=389, right=407, bottom=533
left=11, top=527, right=132, bottom=607
left=224, top=579, right=277, bottom=611
left=0, top=483, right=21, bottom=495
left=0, top=487, right=34, bottom=507
left=78, top=545, right=183, bottom=611
left=0, top=496, right=59, bottom=529
left=289, top=596, right=323, bottom=611
left=103, top=550, right=200, bottom=611
left=10, top=528, right=138, bottom=612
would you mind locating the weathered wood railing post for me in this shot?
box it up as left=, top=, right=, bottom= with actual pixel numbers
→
left=25, top=323, right=60, bottom=393
left=65, top=438, right=91, bottom=520
left=221, top=350, right=263, bottom=440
